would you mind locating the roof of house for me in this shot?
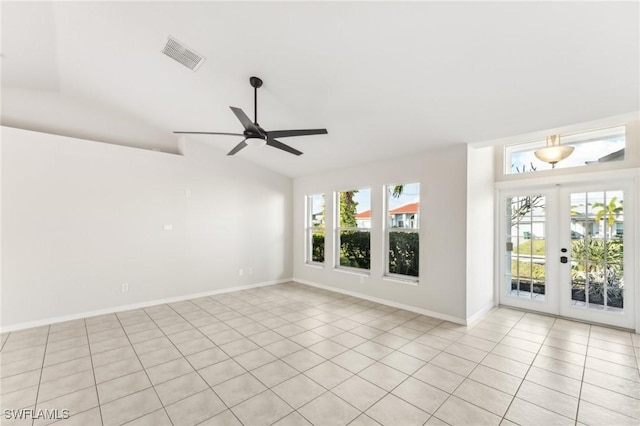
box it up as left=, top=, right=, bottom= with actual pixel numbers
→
left=354, top=202, right=419, bottom=220
left=355, top=210, right=371, bottom=219
left=390, top=202, right=419, bottom=214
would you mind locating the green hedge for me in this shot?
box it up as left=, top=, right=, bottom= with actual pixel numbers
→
left=388, top=232, right=419, bottom=277
left=339, top=231, right=371, bottom=269
left=312, top=233, right=325, bottom=263
left=314, top=231, right=419, bottom=277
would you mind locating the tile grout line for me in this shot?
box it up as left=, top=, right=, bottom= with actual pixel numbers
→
left=112, top=311, right=175, bottom=426
left=166, top=288, right=427, bottom=425
left=573, top=324, right=591, bottom=426
left=161, top=300, right=252, bottom=425
left=500, top=315, right=593, bottom=424
left=83, top=318, right=105, bottom=426
left=0, top=331, right=10, bottom=352
left=30, top=324, right=51, bottom=426
left=6, top=285, right=636, bottom=426
left=292, top=299, right=441, bottom=423
left=437, top=312, right=527, bottom=424
left=171, top=291, right=383, bottom=424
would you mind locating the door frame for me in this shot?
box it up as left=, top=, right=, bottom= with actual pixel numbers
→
left=495, top=170, right=638, bottom=332
left=557, top=180, right=636, bottom=330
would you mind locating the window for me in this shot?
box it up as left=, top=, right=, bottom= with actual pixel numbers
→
left=336, top=188, right=371, bottom=270
left=385, top=183, right=420, bottom=279
left=505, top=126, right=625, bottom=174
left=306, top=194, right=325, bottom=264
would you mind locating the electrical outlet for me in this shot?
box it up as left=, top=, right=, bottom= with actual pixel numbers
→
left=359, top=276, right=365, bottom=284
left=239, top=269, right=244, bottom=276
left=248, top=267, right=253, bottom=275
left=122, top=282, right=129, bottom=292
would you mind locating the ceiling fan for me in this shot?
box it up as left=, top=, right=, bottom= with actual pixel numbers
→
left=174, top=76, right=328, bottom=156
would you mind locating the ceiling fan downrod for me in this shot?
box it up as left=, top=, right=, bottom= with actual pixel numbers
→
left=249, top=76, right=263, bottom=125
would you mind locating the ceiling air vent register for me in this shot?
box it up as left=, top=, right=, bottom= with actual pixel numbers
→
left=162, top=36, right=205, bottom=71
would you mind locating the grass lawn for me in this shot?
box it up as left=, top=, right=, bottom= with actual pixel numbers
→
left=511, top=260, right=545, bottom=280
left=514, top=239, right=545, bottom=255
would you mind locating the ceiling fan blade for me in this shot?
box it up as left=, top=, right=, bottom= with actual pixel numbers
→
left=230, top=107, right=260, bottom=133
left=266, top=129, right=328, bottom=139
left=227, top=139, right=248, bottom=156
left=173, top=131, right=244, bottom=136
left=266, top=138, right=303, bottom=156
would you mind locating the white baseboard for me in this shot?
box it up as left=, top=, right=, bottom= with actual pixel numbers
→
left=1, top=278, right=292, bottom=333
left=465, top=301, right=497, bottom=325
left=294, top=278, right=467, bottom=325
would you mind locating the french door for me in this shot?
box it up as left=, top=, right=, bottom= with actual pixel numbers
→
left=499, top=181, right=635, bottom=329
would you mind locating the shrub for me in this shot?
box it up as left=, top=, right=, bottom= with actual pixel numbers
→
left=339, top=231, right=371, bottom=269
left=388, top=232, right=419, bottom=276
left=312, top=233, right=325, bottom=263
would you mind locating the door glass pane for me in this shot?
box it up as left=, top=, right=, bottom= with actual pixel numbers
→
left=570, top=191, right=624, bottom=312
left=506, top=195, right=546, bottom=301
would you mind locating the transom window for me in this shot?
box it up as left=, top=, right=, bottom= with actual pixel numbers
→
left=505, top=126, right=625, bottom=174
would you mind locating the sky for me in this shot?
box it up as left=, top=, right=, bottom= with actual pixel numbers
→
left=510, top=136, right=625, bottom=174
left=311, top=183, right=420, bottom=215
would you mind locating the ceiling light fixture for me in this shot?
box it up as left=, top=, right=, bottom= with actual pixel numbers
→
left=245, top=137, right=266, bottom=148
left=534, top=134, right=574, bottom=168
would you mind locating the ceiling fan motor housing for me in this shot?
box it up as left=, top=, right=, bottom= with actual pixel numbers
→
left=249, top=76, right=263, bottom=88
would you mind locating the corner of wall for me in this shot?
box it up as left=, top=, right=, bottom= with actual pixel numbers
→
left=466, top=145, right=496, bottom=321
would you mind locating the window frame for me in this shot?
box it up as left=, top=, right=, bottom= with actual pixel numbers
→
left=305, top=193, right=325, bottom=266
left=334, top=188, right=371, bottom=273
left=504, top=125, right=626, bottom=175
left=384, top=182, right=420, bottom=283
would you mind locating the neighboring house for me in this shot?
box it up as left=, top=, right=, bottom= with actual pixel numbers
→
left=571, top=213, right=623, bottom=238
left=355, top=210, right=371, bottom=228
left=312, top=212, right=325, bottom=227
left=354, top=202, right=420, bottom=229
left=389, top=202, right=419, bottom=229
left=512, top=213, right=623, bottom=240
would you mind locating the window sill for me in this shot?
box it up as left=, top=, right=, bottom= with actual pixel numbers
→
left=334, top=266, right=370, bottom=277
left=383, top=275, right=419, bottom=286
left=304, top=262, right=325, bottom=269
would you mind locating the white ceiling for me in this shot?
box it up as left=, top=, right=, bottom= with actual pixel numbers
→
left=2, top=1, right=638, bottom=177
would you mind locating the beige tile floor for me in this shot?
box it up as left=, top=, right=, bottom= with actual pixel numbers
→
left=1, top=282, right=639, bottom=426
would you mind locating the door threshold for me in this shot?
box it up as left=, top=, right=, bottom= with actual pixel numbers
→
left=497, top=304, right=635, bottom=333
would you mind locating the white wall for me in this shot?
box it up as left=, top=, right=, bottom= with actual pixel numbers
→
left=1, top=88, right=179, bottom=154
left=466, top=145, right=495, bottom=320
left=293, top=144, right=472, bottom=323
left=1, top=127, right=293, bottom=329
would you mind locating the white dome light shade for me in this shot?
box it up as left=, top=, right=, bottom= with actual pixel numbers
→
left=245, top=137, right=266, bottom=148
left=534, top=134, right=574, bottom=168
left=534, top=145, right=575, bottom=165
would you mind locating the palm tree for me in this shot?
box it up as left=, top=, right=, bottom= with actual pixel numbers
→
left=592, top=196, right=623, bottom=238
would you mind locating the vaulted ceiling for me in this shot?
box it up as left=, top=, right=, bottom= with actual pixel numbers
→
left=2, top=1, right=638, bottom=177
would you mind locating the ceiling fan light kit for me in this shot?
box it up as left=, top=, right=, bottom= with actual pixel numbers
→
left=174, top=76, right=327, bottom=156
left=246, top=137, right=267, bottom=148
